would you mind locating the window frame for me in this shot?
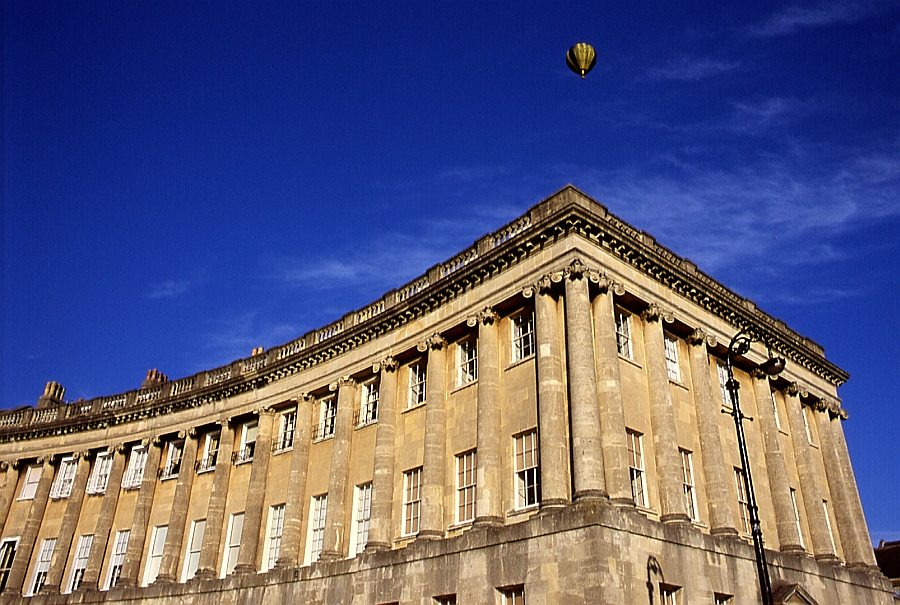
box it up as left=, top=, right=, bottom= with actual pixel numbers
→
left=0, top=538, right=18, bottom=593
left=160, top=440, right=184, bottom=480
left=50, top=456, right=78, bottom=499
left=274, top=408, right=297, bottom=453
left=65, top=534, right=93, bottom=593
left=221, top=512, right=244, bottom=577
left=408, top=362, right=427, bottom=408
left=348, top=483, right=372, bottom=557
left=142, top=525, right=168, bottom=586
left=235, top=420, right=258, bottom=464
left=456, top=337, right=478, bottom=387
left=197, top=431, right=221, bottom=473
left=717, top=361, right=735, bottom=409
left=456, top=450, right=477, bottom=524
left=614, top=308, right=634, bottom=360
left=402, top=468, right=423, bottom=536
left=19, top=464, right=42, bottom=500
left=317, top=397, right=337, bottom=441
left=679, top=448, right=698, bottom=521
left=181, top=519, right=206, bottom=582
left=511, top=311, right=535, bottom=363
left=514, top=431, right=540, bottom=510
left=104, top=529, right=130, bottom=590
left=87, top=452, right=113, bottom=495
left=735, top=468, right=751, bottom=535
left=28, top=537, right=56, bottom=596
left=306, top=494, right=328, bottom=564
left=122, top=445, right=148, bottom=489
left=627, top=429, right=648, bottom=508
left=500, top=584, right=526, bottom=605
left=790, top=487, right=805, bottom=548
left=664, top=333, right=681, bottom=382
left=265, top=503, right=286, bottom=571
left=358, top=380, right=380, bottom=427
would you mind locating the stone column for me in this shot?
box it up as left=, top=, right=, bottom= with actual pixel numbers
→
left=528, top=275, right=569, bottom=510
left=592, top=282, right=632, bottom=504
left=563, top=260, right=606, bottom=502
left=784, top=384, right=837, bottom=561
left=41, top=452, right=92, bottom=593
left=2, top=457, right=53, bottom=596
left=828, top=410, right=878, bottom=567
left=473, top=310, right=503, bottom=526
left=366, top=359, right=399, bottom=551
left=686, top=330, right=736, bottom=535
left=0, top=462, right=20, bottom=536
left=641, top=305, right=689, bottom=524
left=155, top=430, right=199, bottom=584
left=815, top=407, right=865, bottom=565
left=194, top=420, right=235, bottom=579
left=419, top=334, right=448, bottom=538
left=318, top=378, right=357, bottom=560
left=275, top=395, right=314, bottom=568
left=751, top=373, right=803, bottom=552
left=119, top=437, right=163, bottom=587
left=80, top=444, right=127, bottom=590
left=233, top=409, right=276, bottom=572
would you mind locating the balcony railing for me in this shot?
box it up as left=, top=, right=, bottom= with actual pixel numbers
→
left=232, top=443, right=255, bottom=465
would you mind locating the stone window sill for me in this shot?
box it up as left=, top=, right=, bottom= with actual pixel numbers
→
left=402, top=402, right=426, bottom=415
left=505, top=354, right=534, bottom=372
left=507, top=504, right=539, bottom=518
left=619, top=355, right=643, bottom=370
left=451, top=380, right=477, bottom=394
left=272, top=446, right=293, bottom=456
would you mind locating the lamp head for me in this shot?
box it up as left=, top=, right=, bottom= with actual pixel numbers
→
left=759, top=356, right=786, bottom=377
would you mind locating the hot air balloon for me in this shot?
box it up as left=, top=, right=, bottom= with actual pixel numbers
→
left=566, top=43, right=597, bottom=79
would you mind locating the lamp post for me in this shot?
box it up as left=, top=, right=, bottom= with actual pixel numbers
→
left=724, top=329, right=785, bottom=605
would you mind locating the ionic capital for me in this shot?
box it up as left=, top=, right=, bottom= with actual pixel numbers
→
left=417, top=334, right=446, bottom=352
left=466, top=308, right=498, bottom=327
left=686, top=328, right=707, bottom=347
left=329, top=376, right=356, bottom=392
left=785, top=382, right=800, bottom=397
left=641, top=303, right=672, bottom=323
left=523, top=272, right=563, bottom=298
left=0, top=461, right=8, bottom=472
left=298, top=392, right=315, bottom=403
left=373, top=356, right=398, bottom=374
left=563, top=257, right=587, bottom=281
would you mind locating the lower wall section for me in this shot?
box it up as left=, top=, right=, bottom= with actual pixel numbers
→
left=8, top=502, right=892, bottom=605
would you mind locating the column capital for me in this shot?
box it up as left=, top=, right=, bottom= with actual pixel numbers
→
left=785, top=382, right=800, bottom=397
left=0, top=461, right=8, bottom=472
left=374, top=356, right=398, bottom=373
left=563, top=257, right=588, bottom=281
left=329, top=376, right=356, bottom=392
left=417, top=333, right=446, bottom=352
left=298, top=391, right=316, bottom=403
left=110, top=443, right=126, bottom=454
left=686, top=328, right=709, bottom=346
left=522, top=272, right=563, bottom=298
left=641, top=303, right=674, bottom=323
left=467, top=307, right=499, bottom=327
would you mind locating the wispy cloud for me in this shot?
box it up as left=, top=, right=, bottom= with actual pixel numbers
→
left=748, top=1, right=887, bottom=37
left=648, top=58, right=741, bottom=81
left=148, top=279, right=191, bottom=300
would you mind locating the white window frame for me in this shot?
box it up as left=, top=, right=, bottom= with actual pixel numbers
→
left=790, top=487, right=805, bottom=548
left=28, top=537, right=56, bottom=596
left=348, top=483, right=372, bottom=557
left=235, top=421, right=258, bottom=464
left=514, top=431, right=540, bottom=510
left=770, top=389, right=782, bottom=430
left=65, top=534, right=92, bottom=593
left=318, top=397, right=337, bottom=440
left=122, top=445, right=148, bottom=489
left=274, top=409, right=297, bottom=452
left=511, top=311, right=535, bottom=363
left=501, top=585, right=526, bottom=605
left=87, top=452, right=113, bottom=494
left=735, top=468, right=751, bottom=535
left=142, top=525, right=168, bottom=586
left=408, top=362, right=427, bottom=408
left=197, top=431, right=221, bottom=473
left=306, top=494, right=328, bottom=564
left=0, top=538, right=19, bottom=593
left=456, top=450, right=477, bottom=524
left=660, top=584, right=680, bottom=605
left=714, top=594, right=733, bottom=605
left=50, top=456, right=78, bottom=499
left=160, top=441, right=184, bottom=480
left=181, top=519, right=205, bottom=582
left=358, top=381, right=379, bottom=427
left=615, top=308, right=633, bottom=360
left=402, top=468, right=423, bottom=536
left=679, top=448, right=698, bottom=521
left=664, top=334, right=681, bottom=382
left=717, top=361, right=735, bottom=409
left=221, top=512, right=243, bottom=577
left=265, top=504, right=285, bottom=571
left=19, top=464, right=42, bottom=500
left=802, top=407, right=815, bottom=445
left=823, top=499, right=837, bottom=553
left=627, top=430, right=648, bottom=508
left=456, top=338, right=477, bottom=387
left=104, top=530, right=129, bottom=590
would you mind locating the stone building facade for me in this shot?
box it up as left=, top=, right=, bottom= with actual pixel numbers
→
left=0, top=186, right=891, bottom=604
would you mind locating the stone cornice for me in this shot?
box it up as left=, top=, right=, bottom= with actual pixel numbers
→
left=0, top=185, right=849, bottom=443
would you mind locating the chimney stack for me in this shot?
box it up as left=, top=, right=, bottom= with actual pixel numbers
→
left=141, top=368, right=169, bottom=389
left=37, top=381, right=66, bottom=409
left=251, top=346, right=264, bottom=356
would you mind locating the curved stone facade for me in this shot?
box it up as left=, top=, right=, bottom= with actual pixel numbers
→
left=0, top=186, right=891, bottom=604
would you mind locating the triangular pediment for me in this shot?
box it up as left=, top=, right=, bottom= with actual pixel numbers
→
left=772, top=583, right=819, bottom=605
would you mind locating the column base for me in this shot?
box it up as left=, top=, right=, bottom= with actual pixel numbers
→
left=661, top=513, right=691, bottom=525
left=539, top=498, right=569, bottom=513
left=274, top=557, right=298, bottom=570
left=780, top=543, right=806, bottom=555
left=153, top=573, right=177, bottom=585
left=317, top=550, right=342, bottom=562
left=710, top=526, right=740, bottom=537
left=814, top=553, right=841, bottom=564
left=192, top=568, right=216, bottom=581
left=232, top=563, right=257, bottom=575
left=416, top=529, right=444, bottom=541
left=610, top=496, right=636, bottom=507
left=474, top=515, right=504, bottom=528
left=38, top=583, right=61, bottom=595
left=573, top=489, right=608, bottom=502
left=364, top=541, right=392, bottom=553
left=116, top=578, right=138, bottom=589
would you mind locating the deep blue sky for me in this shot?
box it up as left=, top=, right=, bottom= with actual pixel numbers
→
left=3, top=2, right=898, bottom=544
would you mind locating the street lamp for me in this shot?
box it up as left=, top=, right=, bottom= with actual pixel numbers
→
left=724, top=329, right=785, bottom=605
